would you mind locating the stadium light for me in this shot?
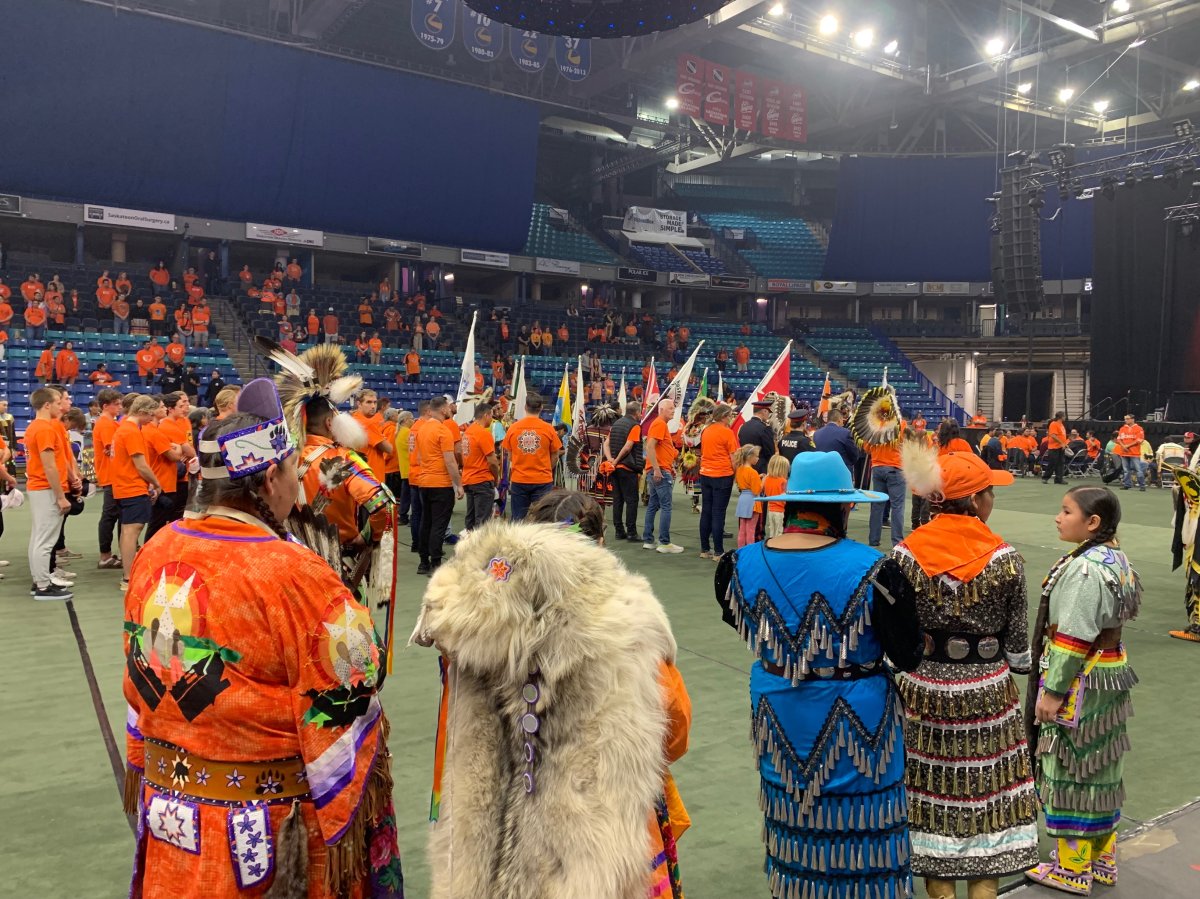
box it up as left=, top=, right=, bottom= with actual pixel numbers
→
left=852, top=28, right=875, bottom=49
left=1058, top=86, right=1075, bottom=103
left=1111, top=0, right=1130, bottom=12
left=756, top=297, right=769, bottom=305
left=444, top=272, right=455, bottom=282
left=818, top=14, right=838, bottom=36
left=985, top=36, right=1006, bottom=57
left=768, top=2, right=785, bottom=16
left=883, top=39, right=899, bottom=55
left=580, top=283, right=590, bottom=293
left=1016, top=82, right=1033, bottom=95
left=1185, top=79, right=1200, bottom=92
left=1092, top=99, right=1110, bottom=114
left=665, top=96, right=679, bottom=110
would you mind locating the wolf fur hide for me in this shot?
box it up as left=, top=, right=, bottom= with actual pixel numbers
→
left=412, top=521, right=677, bottom=899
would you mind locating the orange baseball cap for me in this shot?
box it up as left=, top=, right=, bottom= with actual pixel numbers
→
left=939, top=451, right=1013, bottom=500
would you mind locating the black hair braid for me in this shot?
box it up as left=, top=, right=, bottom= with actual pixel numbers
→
left=250, top=491, right=291, bottom=542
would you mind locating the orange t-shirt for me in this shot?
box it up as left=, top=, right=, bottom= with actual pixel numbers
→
left=192, top=306, right=211, bottom=331
left=112, top=419, right=151, bottom=499
left=1114, top=423, right=1143, bottom=457
left=0, top=283, right=11, bottom=300
left=643, top=417, right=679, bottom=473
left=159, top=416, right=193, bottom=481
left=763, top=475, right=787, bottom=514
left=35, top=348, right=54, bottom=377
left=92, top=415, right=119, bottom=488
left=938, top=437, right=973, bottom=456
left=734, top=346, right=750, bottom=364
left=25, top=305, right=47, bottom=328
left=143, top=423, right=178, bottom=494
left=307, top=314, right=319, bottom=335
left=135, top=349, right=156, bottom=377
left=699, top=422, right=740, bottom=477
left=167, top=343, right=186, bottom=365
left=0, top=302, right=12, bottom=324
left=368, top=338, right=383, bottom=355
left=381, top=421, right=401, bottom=475
left=55, top=350, right=79, bottom=380
left=868, top=442, right=902, bottom=469
left=414, top=417, right=455, bottom=488
left=97, top=286, right=116, bottom=308
left=359, top=304, right=374, bottom=325
left=148, top=301, right=168, bottom=322
left=501, top=416, right=563, bottom=485
left=286, top=263, right=302, bottom=281
left=323, top=315, right=339, bottom=335
left=407, top=418, right=427, bottom=486
left=115, top=277, right=132, bottom=295
left=238, top=269, right=253, bottom=284
left=23, top=418, right=70, bottom=492
left=150, top=344, right=166, bottom=368
left=113, top=299, right=130, bottom=321
left=736, top=464, right=763, bottom=499
left=461, top=422, right=497, bottom=486
left=405, top=353, right=421, bottom=375
left=426, top=320, right=441, bottom=340
left=21, top=280, right=43, bottom=302
left=351, top=411, right=388, bottom=482
left=150, top=267, right=170, bottom=286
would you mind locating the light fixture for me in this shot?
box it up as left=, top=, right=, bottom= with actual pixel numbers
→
left=665, top=96, right=679, bottom=110
left=756, top=297, right=769, bottom=306
left=852, top=28, right=875, bottom=49
left=1058, top=86, right=1075, bottom=103
left=985, top=36, right=1005, bottom=56
left=1185, top=79, right=1200, bottom=92
left=444, top=272, right=455, bottom=282
left=1092, top=99, right=1110, bottom=114
left=818, top=14, right=838, bottom=35
left=1111, top=0, right=1130, bottom=12
left=580, top=283, right=590, bottom=292
left=1174, top=119, right=1195, bottom=137
left=882, top=39, right=899, bottom=55
left=768, top=2, right=785, bottom=16
left=1016, top=82, right=1033, bottom=94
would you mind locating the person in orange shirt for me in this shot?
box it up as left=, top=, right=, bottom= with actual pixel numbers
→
left=642, top=397, right=684, bottom=552
left=115, top=271, right=133, bottom=296
left=237, top=264, right=253, bottom=288
left=694, top=402, right=739, bottom=556
left=425, top=317, right=441, bottom=350
left=148, top=298, right=167, bottom=337
left=383, top=306, right=400, bottom=343
left=55, top=341, right=80, bottom=385
left=0, top=296, right=12, bottom=334
left=96, top=283, right=116, bottom=319
left=25, top=299, right=49, bottom=342
left=414, top=395, right=464, bottom=573
left=378, top=277, right=392, bottom=302
left=734, top=343, right=750, bottom=372
left=351, top=390, right=394, bottom=482
left=1042, top=411, right=1069, bottom=486
left=307, top=309, right=320, bottom=341
left=149, top=260, right=170, bottom=296
left=368, top=332, right=383, bottom=365
left=0, top=277, right=11, bottom=302
left=1114, top=413, right=1146, bottom=490
left=166, top=337, right=186, bottom=367
left=733, top=444, right=764, bottom=547
left=678, top=325, right=690, bottom=350
left=134, top=341, right=157, bottom=386
left=323, top=308, right=339, bottom=344
left=358, top=298, right=374, bottom=327
left=24, top=387, right=77, bottom=598
left=354, top=332, right=369, bottom=360
left=285, top=257, right=302, bottom=286
left=867, top=422, right=906, bottom=548
left=21, top=273, right=44, bottom=303
left=143, top=395, right=189, bottom=539
left=461, top=403, right=500, bottom=530
left=112, top=395, right=167, bottom=585
left=501, top=393, right=563, bottom=520
left=92, top=388, right=125, bottom=568
left=404, top=348, right=421, bottom=383
left=190, top=298, right=211, bottom=348
left=35, top=340, right=57, bottom=384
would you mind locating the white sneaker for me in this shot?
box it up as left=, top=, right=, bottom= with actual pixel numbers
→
left=642, top=542, right=656, bottom=550
left=0, top=560, right=11, bottom=567
left=50, top=574, right=76, bottom=588
left=656, top=543, right=685, bottom=554
left=56, top=568, right=78, bottom=578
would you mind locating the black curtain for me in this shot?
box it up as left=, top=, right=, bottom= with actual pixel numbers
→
left=1091, top=179, right=1196, bottom=417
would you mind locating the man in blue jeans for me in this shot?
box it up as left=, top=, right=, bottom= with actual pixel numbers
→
left=642, top=398, right=684, bottom=553
left=867, top=439, right=906, bottom=547
left=500, top=393, right=563, bottom=521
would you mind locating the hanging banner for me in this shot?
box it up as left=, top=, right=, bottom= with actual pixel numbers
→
left=85, top=203, right=176, bottom=232
left=703, top=61, right=731, bottom=127
left=922, top=281, right=971, bottom=295
left=617, top=266, right=658, bottom=284
left=710, top=275, right=752, bottom=291
left=785, top=85, right=808, bottom=143
left=555, top=37, right=590, bottom=81
left=761, top=79, right=784, bottom=138
left=246, top=222, right=325, bottom=247
left=734, top=71, right=759, bottom=132
left=676, top=55, right=704, bottom=118
left=462, top=9, right=503, bottom=62
left=411, top=0, right=457, bottom=51
left=767, top=278, right=810, bottom=293
left=873, top=282, right=920, bottom=295
left=813, top=280, right=858, bottom=294
left=535, top=257, right=581, bottom=275
left=623, top=206, right=687, bottom=237
left=511, top=29, right=550, bottom=73
left=669, top=272, right=710, bottom=287
left=367, top=238, right=424, bottom=258
left=461, top=248, right=510, bottom=267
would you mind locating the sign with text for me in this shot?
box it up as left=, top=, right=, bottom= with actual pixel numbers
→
left=922, top=281, right=971, bottom=295
left=246, top=222, right=324, bottom=246
left=535, top=257, right=581, bottom=275
left=703, top=61, right=732, bottom=127
left=668, top=272, right=709, bottom=287
left=617, top=266, right=658, bottom=284
left=676, top=55, right=704, bottom=117
left=785, top=85, right=807, bottom=143
left=0, top=194, right=22, bottom=215
left=734, top=71, right=758, bottom=132
left=872, top=281, right=920, bottom=295
left=554, top=37, right=590, bottom=82
left=367, top=238, right=424, bottom=258
left=623, top=206, right=686, bottom=237
left=462, top=9, right=503, bottom=62
left=710, top=274, right=752, bottom=291
left=767, top=278, right=810, bottom=293
left=511, top=29, right=550, bottom=72
left=813, top=280, right=858, bottom=294
left=411, top=0, right=457, bottom=51
left=461, top=248, right=510, bottom=267
left=85, top=203, right=176, bottom=232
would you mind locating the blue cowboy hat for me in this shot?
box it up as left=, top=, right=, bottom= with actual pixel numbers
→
left=760, top=451, right=887, bottom=504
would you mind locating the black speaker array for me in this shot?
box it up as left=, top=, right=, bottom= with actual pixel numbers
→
left=994, top=163, right=1044, bottom=314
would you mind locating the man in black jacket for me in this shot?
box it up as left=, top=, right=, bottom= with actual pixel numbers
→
left=604, top=401, right=644, bottom=541
left=778, top=402, right=816, bottom=462
left=814, top=407, right=862, bottom=478
left=738, top=399, right=778, bottom=475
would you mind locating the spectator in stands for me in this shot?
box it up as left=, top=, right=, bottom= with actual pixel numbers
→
left=739, top=322, right=750, bottom=337
left=284, top=287, right=300, bottom=319
left=35, top=341, right=57, bottom=385
left=379, top=276, right=392, bottom=303
left=426, top=316, right=442, bottom=351
left=21, top=273, right=44, bottom=304
left=354, top=332, right=369, bottom=360
left=160, top=360, right=184, bottom=394
left=358, top=296, right=374, bottom=329
left=110, top=294, right=129, bottom=334
left=557, top=322, right=569, bottom=348
left=0, top=276, right=10, bottom=303
left=112, top=394, right=167, bottom=587
left=715, top=347, right=729, bottom=372
left=192, top=296, right=211, bottom=348
left=530, top=322, right=544, bottom=356
left=323, top=307, right=339, bottom=345
left=203, top=369, right=226, bottom=408
left=25, top=297, right=48, bottom=342
left=150, top=260, right=170, bottom=296
left=307, top=308, right=319, bottom=342
left=293, top=321, right=308, bottom=344
left=88, top=363, right=119, bottom=388
left=285, top=257, right=302, bottom=290
left=0, top=292, right=12, bottom=339
left=147, top=295, right=167, bottom=337
left=734, top=342, right=750, bottom=372
left=368, top=331, right=383, bottom=365
left=180, top=363, right=199, bottom=402
left=135, top=341, right=157, bottom=386
left=55, top=341, right=80, bottom=386
left=238, top=265, right=253, bottom=291
left=130, top=298, right=150, bottom=337
left=383, top=304, right=401, bottom=345
left=502, top=393, right=562, bottom=521
left=115, top=271, right=132, bottom=297
left=96, top=282, right=116, bottom=322
left=166, top=335, right=186, bottom=368
left=0, top=325, right=7, bottom=362
left=46, top=288, right=66, bottom=329
left=201, top=250, right=219, bottom=295
left=277, top=316, right=293, bottom=345
left=540, top=324, right=553, bottom=355
left=25, top=387, right=76, bottom=600
left=515, top=323, right=529, bottom=355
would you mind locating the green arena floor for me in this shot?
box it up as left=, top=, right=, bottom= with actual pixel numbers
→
left=2, top=475, right=1198, bottom=897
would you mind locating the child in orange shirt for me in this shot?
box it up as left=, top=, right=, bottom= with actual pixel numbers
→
left=761, top=454, right=790, bottom=539
left=734, top=444, right=763, bottom=547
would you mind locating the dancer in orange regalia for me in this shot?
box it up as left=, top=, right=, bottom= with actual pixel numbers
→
left=123, top=378, right=403, bottom=898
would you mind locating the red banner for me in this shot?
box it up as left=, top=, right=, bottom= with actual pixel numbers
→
left=760, top=79, right=784, bottom=138
left=785, top=86, right=807, bottom=143
left=734, top=71, right=758, bottom=132
left=676, top=54, right=703, bottom=118
left=703, top=61, right=731, bottom=127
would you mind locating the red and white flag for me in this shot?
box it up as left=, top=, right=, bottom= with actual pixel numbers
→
left=733, top=340, right=793, bottom=435
left=641, top=358, right=659, bottom=417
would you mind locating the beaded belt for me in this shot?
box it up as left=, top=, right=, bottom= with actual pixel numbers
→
left=143, top=738, right=310, bottom=803
left=922, top=629, right=1005, bottom=665
left=760, top=658, right=884, bottom=680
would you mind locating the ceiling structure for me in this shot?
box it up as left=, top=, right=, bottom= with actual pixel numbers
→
left=86, top=0, right=1200, bottom=166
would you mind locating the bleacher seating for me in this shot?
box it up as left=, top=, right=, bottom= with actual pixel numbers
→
left=523, top=204, right=619, bottom=265
left=629, top=242, right=725, bottom=275
left=702, top=213, right=826, bottom=280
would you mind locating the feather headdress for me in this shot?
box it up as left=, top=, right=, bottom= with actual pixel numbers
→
left=763, top=391, right=791, bottom=441
left=900, top=438, right=944, bottom=499
left=850, top=386, right=902, bottom=448
left=686, top=395, right=716, bottom=425
left=254, top=337, right=362, bottom=441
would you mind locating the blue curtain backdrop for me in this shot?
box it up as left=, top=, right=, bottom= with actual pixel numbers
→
left=824, top=155, right=1094, bottom=282
left=0, top=0, right=539, bottom=252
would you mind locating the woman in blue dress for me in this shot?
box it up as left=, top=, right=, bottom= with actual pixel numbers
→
left=717, top=452, right=924, bottom=899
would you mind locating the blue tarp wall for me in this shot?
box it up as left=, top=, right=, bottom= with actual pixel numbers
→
left=824, top=154, right=1095, bottom=281
left=0, top=0, right=539, bottom=252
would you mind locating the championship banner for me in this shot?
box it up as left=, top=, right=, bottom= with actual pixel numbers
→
left=761, top=79, right=784, bottom=138
left=703, top=61, right=732, bottom=127
left=511, top=29, right=550, bottom=72
left=676, top=55, right=704, bottom=117
left=411, top=0, right=456, bottom=51
left=785, top=85, right=808, bottom=142
left=734, top=71, right=759, bottom=132
left=623, top=206, right=686, bottom=236
left=535, top=257, right=581, bottom=275
left=246, top=222, right=324, bottom=247
left=554, top=37, right=590, bottom=82
left=85, top=203, right=175, bottom=232
left=462, top=9, right=503, bottom=62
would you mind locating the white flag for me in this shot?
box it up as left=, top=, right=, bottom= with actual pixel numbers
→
left=454, top=310, right=478, bottom=425
left=618, top=368, right=627, bottom=411
left=512, top=356, right=528, bottom=422
left=573, top=356, right=587, bottom=436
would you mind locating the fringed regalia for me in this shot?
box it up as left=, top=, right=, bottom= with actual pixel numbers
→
left=891, top=524, right=1039, bottom=879
left=722, top=540, right=913, bottom=899
left=1170, top=449, right=1200, bottom=641
left=1036, top=544, right=1141, bottom=840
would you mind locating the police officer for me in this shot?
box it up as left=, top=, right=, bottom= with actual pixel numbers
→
left=777, top=402, right=816, bottom=462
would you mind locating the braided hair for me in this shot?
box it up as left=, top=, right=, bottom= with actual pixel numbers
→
left=194, top=412, right=291, bottom=540
left=1063, top=485, right=1121, bottom=554
left=527, top=489, right=606, bottom=542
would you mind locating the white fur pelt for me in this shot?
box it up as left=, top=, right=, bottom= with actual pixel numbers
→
left=412, top=521, right=677, bottom=899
